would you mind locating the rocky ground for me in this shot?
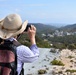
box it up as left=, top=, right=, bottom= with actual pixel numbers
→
left=24, top=48, right=59, bottom=75
left=24, top=48, right=76, bottom=75
left=52, top=49, right=76, bottom=75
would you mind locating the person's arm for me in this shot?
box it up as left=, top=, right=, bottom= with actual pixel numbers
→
left=17, top=45, right=39, bottom=63
left=27, top=25, right=36, bottom=45
left=28, top=25, right=39, bottom=55
left=17, top=25, right=39, bottom=63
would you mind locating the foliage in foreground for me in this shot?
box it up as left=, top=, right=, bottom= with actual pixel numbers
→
left=38, top=69, right=47, bottom=74
left=51, top=59, right=64, bottom=66
left=66, top=69, right=76, bottom=73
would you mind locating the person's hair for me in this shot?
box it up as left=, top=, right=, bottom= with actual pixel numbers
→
left=0, top=38, right=3, bottom=43
left=0, top=38, right=4, bottom=45
left=0, top=38, right=13, bottom=45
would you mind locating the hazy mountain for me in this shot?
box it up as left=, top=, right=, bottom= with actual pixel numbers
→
left=48, top=23, right=67, bottom=28
left=28, top=23, right=57, bottom=34
left=27, top=23, right=76, bottom=33
left=58, top=23, right=76, bottom=32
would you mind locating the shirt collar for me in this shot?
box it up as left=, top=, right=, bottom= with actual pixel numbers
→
left=7, top=37, right=17, bottom=42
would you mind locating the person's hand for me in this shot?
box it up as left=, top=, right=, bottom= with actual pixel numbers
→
left=27, top=25, right=36, bottom=45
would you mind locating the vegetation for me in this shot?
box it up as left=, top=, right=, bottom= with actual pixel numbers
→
left=70, top=60, right=73, bottom=62
left=52, top=43, right=66, bottom=49
left=29, top=23, right=56, bottom=33
left=46, top=35, right=76, bottom=49
left=59, top=23, right=76, bottom=32
left=18, top=34, right=51, bottom=48
left=68, top=55, right=74, bottom=59
left=68, top=44, right=76, bottom=50
left=38, top=69, right=47, bottom=74
left=50, top=48, right=57, bottom=53
left=47, top=35, right=76, bottom=45
left=17, top=33, right=76, bottom=49
left=51, top=59, right=64, bottom=66
left=58, top=71, right=63, bottom=74
left=66, top=69, right=76, bottom=73
left=17, top=23, right=76, bottom=49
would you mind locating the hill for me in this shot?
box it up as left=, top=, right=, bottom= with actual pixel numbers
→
left=18, top=34, right=51, bottom=48
left=28, top=23, right=57, bottom=34
left=59, top=23, right=76, bottom=32
left=27, top=23, right=76, bottom=33
left=18, top=23, right=76, bottom=48
left=18, top=23, right=57, bottom=48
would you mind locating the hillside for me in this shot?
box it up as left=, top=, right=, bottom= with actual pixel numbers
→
left=28, top=23, right=57, bottom=34
left=59, top=23, right=76, bottom=32
left=29, top=23, right=76, bottom=33
left=18, top=34, right=51, bottom=48
left=18, top=23, right=76, bottom=48
left=18, top=23, right=57, bottom=48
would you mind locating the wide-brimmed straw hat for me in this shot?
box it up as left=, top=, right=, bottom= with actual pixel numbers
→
left=0, top=14, right=28, bottom=39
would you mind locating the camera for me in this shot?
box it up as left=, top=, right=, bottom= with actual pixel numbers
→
left=17, top=24, right=31, bottom=39
left=24, top=24, right=31, bottom=32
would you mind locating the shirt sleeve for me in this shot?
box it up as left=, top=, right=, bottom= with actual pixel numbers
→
left=17, top=44, right=39, bottom=63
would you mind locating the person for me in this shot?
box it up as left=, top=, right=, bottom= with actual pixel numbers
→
left=0, top=14, right=39, bottom=75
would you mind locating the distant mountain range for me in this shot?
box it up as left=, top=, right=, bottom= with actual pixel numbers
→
left=28, top=23, right=57, bottom=34
left=58, top=24, right=76, bottom=32
left=28, top=23, right=76, bottom=34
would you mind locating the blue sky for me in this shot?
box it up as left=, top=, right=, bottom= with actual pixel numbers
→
left=0, top=0, right=76, bottom=25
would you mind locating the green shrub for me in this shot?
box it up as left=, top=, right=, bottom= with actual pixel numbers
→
left=70, top=60, right=73, bottom=62
left=66, top=69, right=76, bottom=73
left=53, top=43, right=66, bottom=49
left=58, top=71, right=63, bottom=74
left=68, top=56, right=74, bottom=59
left=38, top=69, right=47, bottom=74
left=51, top=59, right=64, bottom=66
left=68, top=44, right=76, bottom=49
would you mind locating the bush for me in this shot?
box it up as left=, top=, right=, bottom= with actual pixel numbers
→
left=38, top=69, right=47, bottom=74
left=51, top=59, right=64, bottom=66
left=68, top=44, right=76, bottom=50
left=58, top=71, right=63, bottom=74
left=53, top=43, right=66, bottom=49
left=66, top=69, right=76, bottom=73
left=50, top=48, right=57, bottom=53
left=70, top=60, right=73, bottom=62
left=68, top=56, right=74, bottom=59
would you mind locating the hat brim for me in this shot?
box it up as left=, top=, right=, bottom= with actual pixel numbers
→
left=0, top=20, right=28, bottom=39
